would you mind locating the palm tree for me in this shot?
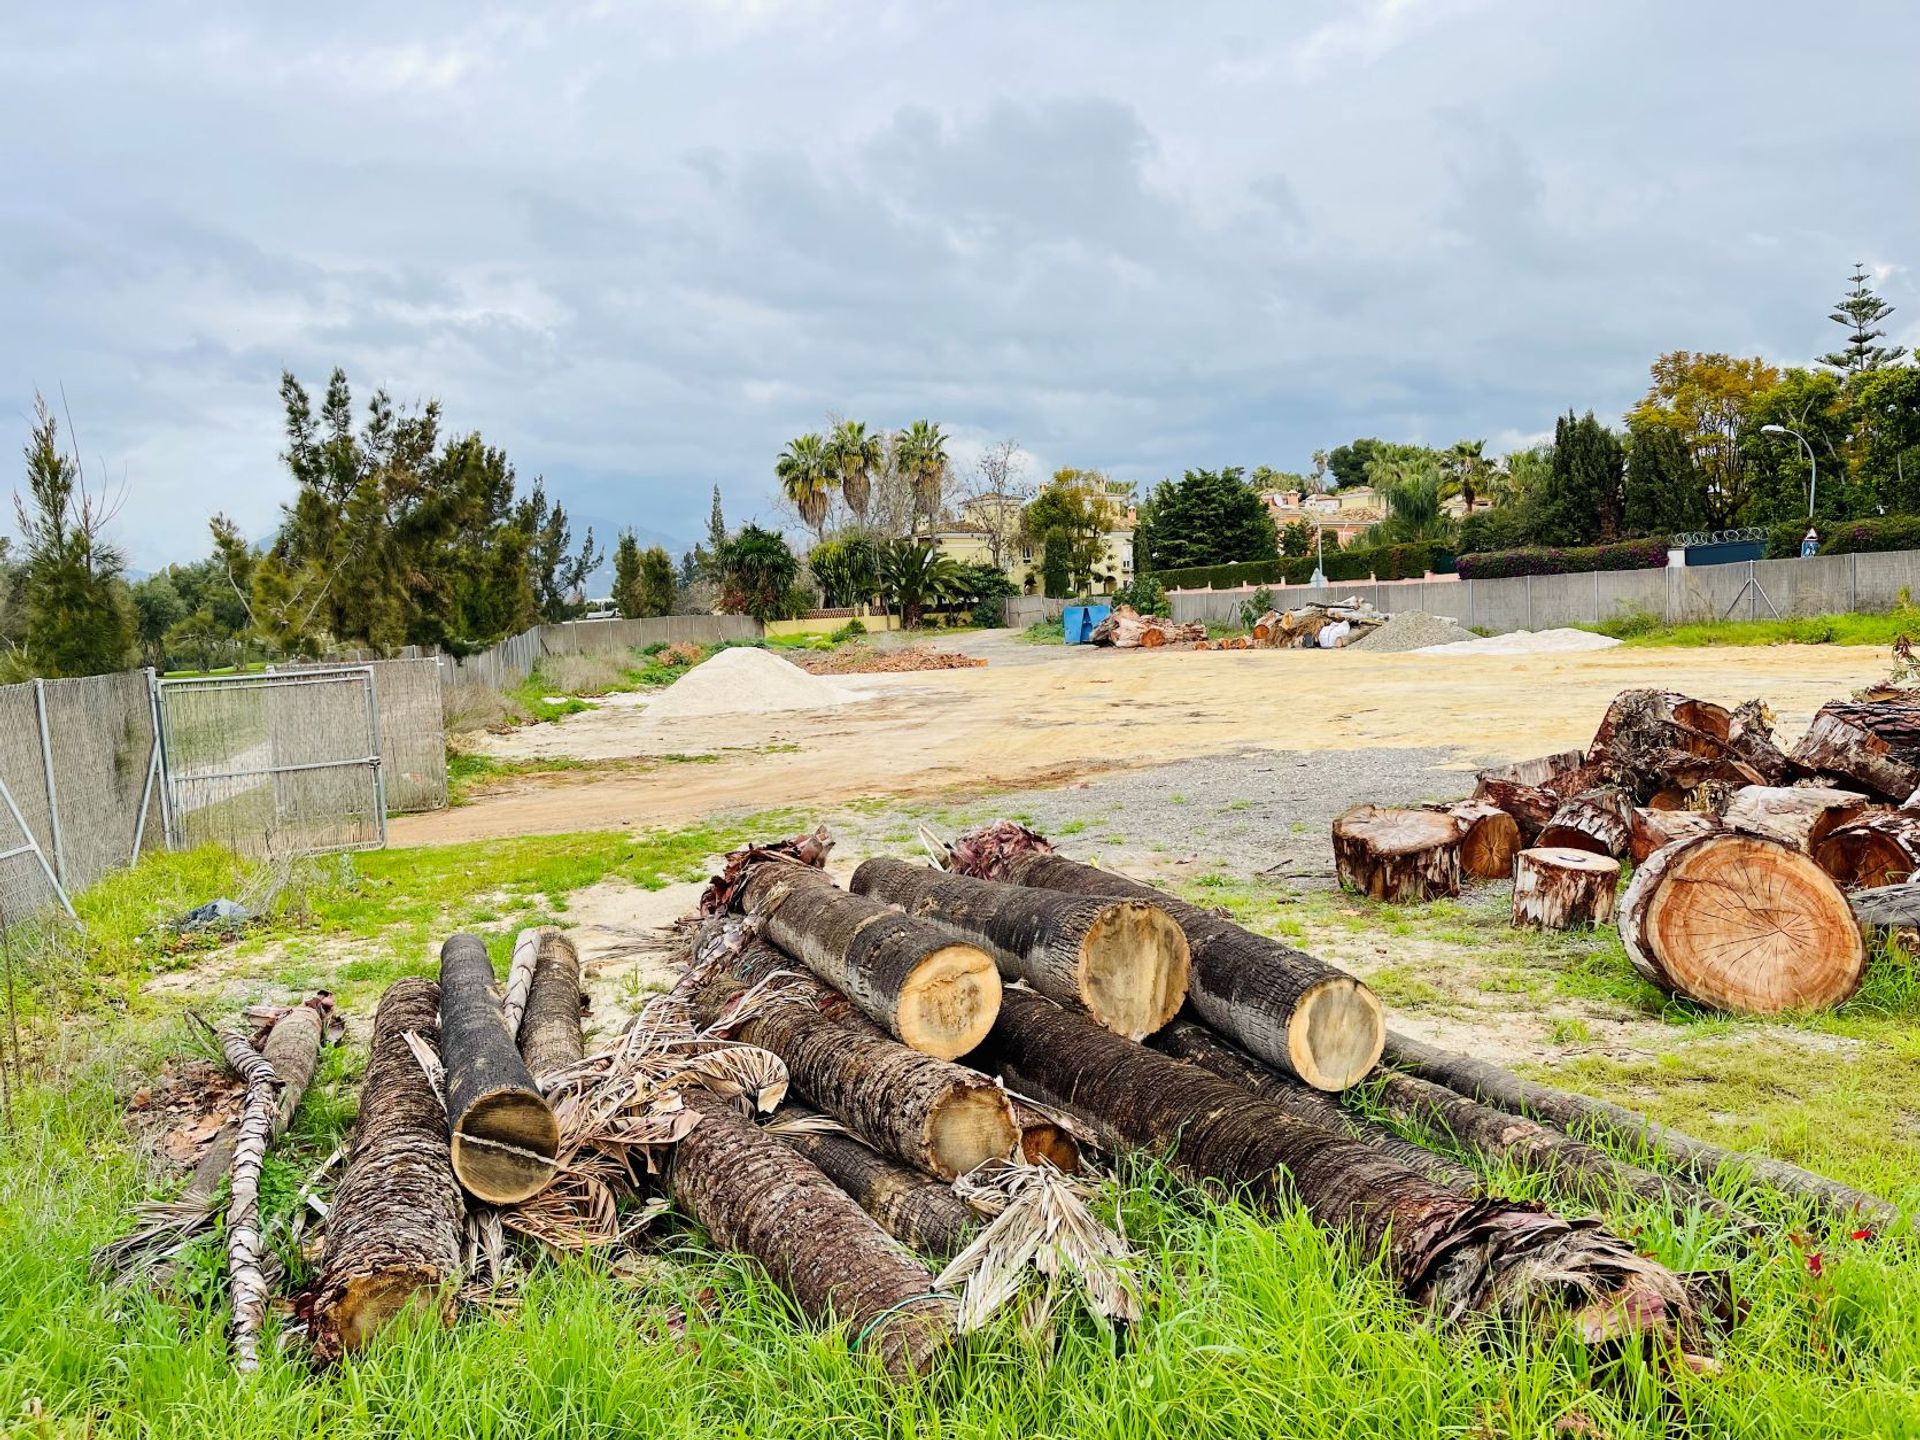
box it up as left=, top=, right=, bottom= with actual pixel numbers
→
left=1447, top=439, right=1489, bottom=510
left=826, top=419, right=884, bottom=525
left=892, top=419, right=949, bottom=532
left=1374, top=462, right=1453, bottom=545
left=715, top=524, right=800, bottom=620
left=878, top=538, right=963, bottom=628
left=775, top=433, right=835, bottom=539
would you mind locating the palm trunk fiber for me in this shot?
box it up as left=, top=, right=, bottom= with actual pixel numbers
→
left=440, top=933, right=560, bottom=1204
left=949, top=833, right=1383, bottom=1091
left=220, top=1030, right=279, bottom=1372
left=732, top=860, right=1000, bottom=1060
left=1381, top=1030, right=1899, bottom=1227
left=988, top=990, right=1709, bottom=1346
left=501, top=927, right=543, bottom=1039
left=670, top=1089, right=956, bottom=1379
left=517, top=930, right=583, bottom=1085
left=771, top=1105, right=982, bottom=1259
left=690, top=933, right=1016, bottom=1179
left=310, top=979, right=465, bottom=1363
left=851, top=857, right=1190, bottom=1040
left=184, top=997, right=332, bottom=1203
left=1156, top=1021, right=1478, bottom=1192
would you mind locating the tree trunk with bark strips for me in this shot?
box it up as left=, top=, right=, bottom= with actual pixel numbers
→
left=518, top=930, right=583, bottom=1084
left=440, top=933, right=560, bottom=1204
left=311, top=979, right=465, bottom=1363
left=1627, top=806, right=1720, bottom=864
left=1621, top=834, right=1865, bottom=1013
left=1332, top=805, right=1464, bottom=902
left=770, top=1105, right=982, bottom=1259
left=1721, top=785, right=1871, bottom=854
left=1510, top=847, right=1620, bottom=930
left=1789, top=700, right=1920, bottom=802
left=1536, top=789, right=1633, bottom=858
left=1813, top=811, right=1920, bottom=889
left=220, top=1030, right=279, bottom=1372
left=1474, top=751, right=1597, bottom=841
left=501, top=928, right=543, bottom=1039
left=948, top=832, right=1384, bottom=1091
left=851, top=857, right=1190, bottom=1040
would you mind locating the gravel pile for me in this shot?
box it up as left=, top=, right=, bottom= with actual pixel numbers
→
left=1347, top=611, right=1476, bottom=653
left=642, top=646, right=866, bottom=720
left=1416, top=628, right=1622, bottom=656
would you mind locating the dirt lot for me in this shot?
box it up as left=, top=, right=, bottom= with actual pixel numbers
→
left=394, top=630, right=1885, bottom=844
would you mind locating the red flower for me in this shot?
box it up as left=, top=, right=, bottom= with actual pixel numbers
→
left=1806, top=1252, right=1824, bottom=1277
left=1850, top=1228, right=1875, bottom=1243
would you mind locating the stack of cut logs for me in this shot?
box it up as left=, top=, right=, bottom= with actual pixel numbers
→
left=1087, top=605, right=1207, bottom=648
left=1331, top=687, right=1920, bottom=1015
left=1248, top=599, right=1388, bottom=649
left=219, top=814, right=1904, bottom=1380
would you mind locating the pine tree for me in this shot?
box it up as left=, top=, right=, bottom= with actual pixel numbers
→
left=1541, top=410, right=1626, bottom=546
left=639, top=546, right=677, bottom=617
left=1820, top=264, right=1907, bottom=374
left=15, top=393, right=133, bottom=676
left=612, top=532, right=644, bottom=618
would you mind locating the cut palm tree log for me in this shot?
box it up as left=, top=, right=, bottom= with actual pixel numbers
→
left=725, top=859, right=1000, bottom=1060
left=1536, top=788, right=1634, bottom=859
left=850, top=858, right=1190, bottom=1040
left=517, top=930, right=583, bottom=1085
left=947, top=824, right=1384, bottom=1092
left=767, top=1106, right=982, bottom=1259
left=501, top=927, right=543, bottom=1039
left=311, top=979, right=464, bottom=1363
left=439, top=933, right=560, bottom=1204
left=1789, top=699, right=1920, bottom=802
left=688, top=933, right=1017, bottom=1179
left=219, top=1029, right=279, bottom=1372
left=1380, top=1030, right=1900, bottom=1227
left=1812, top=811, right=1920, bottom=889
left=1620, top=833, right=1866, bottom=1013
left=987, top=990, right=1711, bottom=1348
left=1429, top=800, right=1523, bottom=879
left=1156, top=1020, right=1478, bottom=1192
left=669, top=1088, right=955, bottom=1379
left=1511, top=847, right=1621, bottom=931
left=1474, top=750, right=1600, bottom=840
left=1627, top=806, right=1721, bottom=864
left=1011, top=1098, right=1083, bottom=1173
left=1720, top=785, right=1872, bottom=854
left=1332, top=805, right=1464, bottom=902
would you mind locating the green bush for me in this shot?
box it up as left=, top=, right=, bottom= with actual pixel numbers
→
left=1817, top=516, right=1920, bottom=556
left=1158, top=543, right=1435, bottom=590
left=1457, top=538, right=1668, bottom=580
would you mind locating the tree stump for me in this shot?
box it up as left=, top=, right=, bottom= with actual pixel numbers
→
left=1619, top=834, right=1866, bottom=1013
left=1627, top=806, right=1721, bottom=864
left=1332, top=806, right=1464, bottom=902
left=1789, top=700, right=1920, bottom=802
left=1510, top=847, right=1620, bottom=930
left=1430, top=801, right=1523, bottom=879
left=1812, top=811, right=1920, bottom=889
left=1721, top=785, right=1872, bottom=854
left=1536, top=788, right=1633, bottom=859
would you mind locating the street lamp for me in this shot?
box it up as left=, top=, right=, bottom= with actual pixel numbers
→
left=1761, top=423, right=1817, bottom=518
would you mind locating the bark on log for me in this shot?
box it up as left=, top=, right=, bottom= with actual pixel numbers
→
left=987, top=990, right=1709, bottom=1344
left=1620, top=833, right=1866, bottom=1013
left=1627, top=806, right=1721, bottom=865
left=220, top=1030, right=279, bottom=1372
left=1846, top=880, right=1920, bottom=931
left=1011, top=1098, right=1083, bottom=1173
left=1510, top=847, right=1621, bottom=931
left=1721, top=785, right=1872, bottom=854
left=733, top=860, right=1001, bottom=1060
left=1789, top=700, right=1920, bottom=802
left=517, top=929, right=584, bottom=1085
left=1536, top=788, right=1633, bottom=859
left=311, top=979, right=464, bottom=1363
left=850, top=857, right=1190, bottom=1040
left=1156, top=1020, right=1478, bottom=1192
left=689, top=935, right=1017, bottom=1179
left=949, top=841, right=1385, bottom=1091
left=1812, top=811, right=1920, bottom=889
left=501, top=927, right=542, bottom=1039
left=184, top=998, right=331, bottom=1202
left=1430, top=801, right=1524, bottom=879
left=1380, top=1030, right=1900, bottom=1227
left=1474, top=750, right=1601, bottom=841
left=1332, top=805, right=1464, bottom=902
left=770, top=1105, right=982, bottom=1259
left=439, top=933, right=560, bottom=1204
left=669, top=1088, right=955, bottom=1379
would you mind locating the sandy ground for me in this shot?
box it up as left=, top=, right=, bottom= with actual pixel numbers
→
left=394, top=631, right=1886, bottom=846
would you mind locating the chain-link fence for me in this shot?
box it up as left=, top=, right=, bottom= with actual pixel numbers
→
left=275, top=657, right=447, bottom=813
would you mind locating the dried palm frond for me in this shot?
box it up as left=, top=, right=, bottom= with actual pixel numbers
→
left=697, top=827, right=834, bottom=915
left=935, top=1161, right=1142, bottom=1335
left=763, top=1110, right=850, bottom=1138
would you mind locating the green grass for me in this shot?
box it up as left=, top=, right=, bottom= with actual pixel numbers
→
left=445, top=751, right=719, bottom=806
left=1016, top=620, right=1064, bottom=644
left=1588, top=609, right=1920, bottom=648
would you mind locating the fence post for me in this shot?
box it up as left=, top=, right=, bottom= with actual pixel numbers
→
left=1525, top=575, right=1534, bottom=631
left=31, top=679, right=65, bottom=887
left=1850, top=553, right=1858, bottom=612
left=147, top=669, right=178, bottom=852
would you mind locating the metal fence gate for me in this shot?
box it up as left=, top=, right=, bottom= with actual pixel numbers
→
left=156, top=668, right=386, bottom=859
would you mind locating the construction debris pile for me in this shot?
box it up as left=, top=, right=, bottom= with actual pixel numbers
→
left=1332, top=686, right=1920, bottom=1015
left=794, top=643, right=988, bottom=675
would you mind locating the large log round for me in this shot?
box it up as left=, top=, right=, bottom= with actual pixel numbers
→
left=1812, top=812, right=1920, bottom=890
left=1430, top=801, right=1523, bottom=879
left=1331, top=805, right=1464, bottom=902
left=1789, top=701, right=1920, bottom=802
left=1619, top=834, right=1866, bottom=1013
left=1510, top=847, right=1620, bottom=930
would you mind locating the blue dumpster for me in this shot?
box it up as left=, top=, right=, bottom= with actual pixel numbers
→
left=1062, top=604, right=1112, bottom=644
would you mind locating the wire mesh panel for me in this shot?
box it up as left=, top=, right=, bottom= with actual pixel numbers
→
left=159, top=669, right=384, bottom=859
left=367, top=659, right=446, bottom=813
left=40, top=672, right=163, bottom=891
left=0, top=683, right=61, bottom=923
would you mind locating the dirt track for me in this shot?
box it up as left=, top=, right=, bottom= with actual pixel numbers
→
left=391, top=633, right=1886, bottom=846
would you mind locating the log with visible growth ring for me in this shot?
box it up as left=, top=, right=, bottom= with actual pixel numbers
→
left=688, top=930, right=1017, bottom=1179
left=439, top=933, right=561, bottom=1204
left=310, top=979, right=464, bottom=1363
left=1812, top=811, right=1920, bottom=890
left=1510, top=847, right=1620, bottom=931
left=1619, top=834, right=1866, bottom=1014
left=1431, top=800, right=1523, bottom=879
left=850, top=857, right=1190, bottom=1041
left=1332, top=805, right=1464, bottom=902
left=948, top=823, right=1384, bottom=1092
left=1789, top=700, right=1920, bottom=802
left=987, top=989, right=1714, bottom=1351
left=768, top=1105, right=983, bottom=1259
left=730, top=860, right=1001, bottom=1060
left=1380, top=1030, right=1900, bottom=1227
left=517, top=929, right=584, bottom=1084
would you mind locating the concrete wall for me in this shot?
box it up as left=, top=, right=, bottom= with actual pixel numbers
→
left=765, top=614, right=902, bottom=637
left=1002, top=596, right=1069, bottom=626
left=1168, top=552, right=1920, bottom=633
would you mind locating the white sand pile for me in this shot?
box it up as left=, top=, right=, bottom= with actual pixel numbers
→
left=1416, top=628, right=1623, bottom=656
left=1348, top=611, right=1477, bottom=653
left=641, top=646, right=867, bottom=720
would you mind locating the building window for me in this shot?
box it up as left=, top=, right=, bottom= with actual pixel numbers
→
left=1020, top=544, right=1033, bottom=562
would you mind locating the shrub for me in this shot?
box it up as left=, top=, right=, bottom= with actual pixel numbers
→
left=1114, top=572, right=1167, bottom=614
left=1456, top=538, right=1668, bottom=581
left=829, top=619, right=868, bottom=644
left=1817, top=516, right=1920, bottom=556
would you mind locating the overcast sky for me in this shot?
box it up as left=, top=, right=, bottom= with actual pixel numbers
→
left=4, top=0, right=1917, bottom=569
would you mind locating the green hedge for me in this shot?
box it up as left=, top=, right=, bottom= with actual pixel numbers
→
left=1455, top=538, right=1667, bottom=581
left=1816, top=516, right=1920, bottom=556
left=1159, top=542, right=1433, bottom=590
